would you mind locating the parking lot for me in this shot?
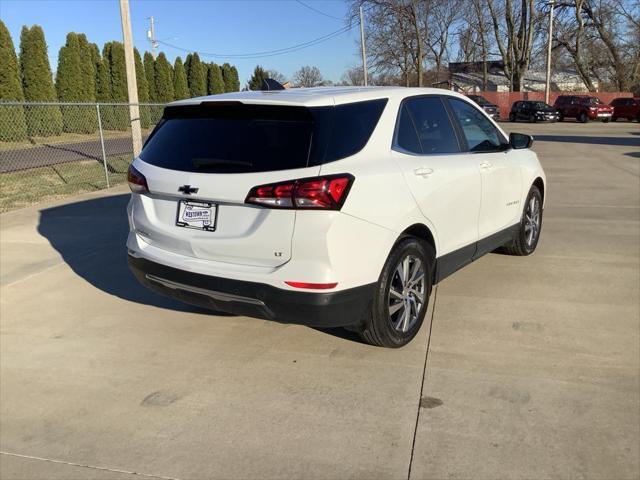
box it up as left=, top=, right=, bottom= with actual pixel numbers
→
left=1, top=120, right=638, bottom=479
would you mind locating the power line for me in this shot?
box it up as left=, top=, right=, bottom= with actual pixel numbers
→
left=154, top=23, right=356, bottom=59
left=295, top=0, right=344, bottom=21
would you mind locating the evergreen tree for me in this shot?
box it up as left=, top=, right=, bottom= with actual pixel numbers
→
left=143, top=51, right=156, bottom=102
left=77, top=34, right=96, bottom=101
left=154, top=52, right=174, bottom=103
left=229, top=65, right=240, bottom=91
left=183, top=53, right=192, bottom=79
left=76, top=35, right=98, bottom=132
left=133, top=48, right=151, bottom=128
left=221, top=63, right=240, bottom=92
left=56, top=33, right=88, bottom=133
left=247, top=65, right=269, bottom=91
left=173, top=56, right=189, bottom=100
left=95, top=57, right=114, bottom=129
left=102, top=41, right=128, bottom=130
left=19, top=25, right=62, bottom=136
left=207, top=63, right=225, bottom=95
left=0, top=20, right=27, bottom=141
left=88, top=42, right=101, bottom=97
left=185, top=52, right=206, bottom=97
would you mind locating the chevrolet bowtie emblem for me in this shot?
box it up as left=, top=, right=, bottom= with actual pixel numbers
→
left=178, top=185, right=199, bottom=195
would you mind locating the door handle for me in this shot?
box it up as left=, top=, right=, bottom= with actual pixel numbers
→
left=414, top=167, right=434, bottom=177
left=479, top=161, right=493, bottom=169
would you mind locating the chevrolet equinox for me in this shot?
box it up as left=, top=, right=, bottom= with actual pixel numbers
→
left=127, top=87, right=546, bottom=348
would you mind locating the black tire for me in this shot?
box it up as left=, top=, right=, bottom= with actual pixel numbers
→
left=558, top=112, right=564, bottom=122
left=529, top=114, right=536, bottom=123
left=503, top=186, right=543, bottom=256
left=359, top=237, right=434, bottom=348
left=612, top=116, right=618, bottom=122
left=601, top=118, right=610, bottom=123
left=579, top=112, right=588, bottom=123
left=509, top=113, right=516, bottom=122
left=636, top=113, right=640, bottom=122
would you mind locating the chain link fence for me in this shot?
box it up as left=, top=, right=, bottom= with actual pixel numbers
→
left=0, top=102, right=165, bottom=212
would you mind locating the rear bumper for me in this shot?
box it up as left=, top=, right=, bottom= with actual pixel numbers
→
left=535, top=113, right=558, bottom=121
left=128, top=255, right=375, bottom=328
left=588, top=111, right=612, bottom=119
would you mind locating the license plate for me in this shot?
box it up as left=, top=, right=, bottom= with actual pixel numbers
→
left=598, top=113, right=611, bottom=117
left=176, top=200, right=217, bottom=232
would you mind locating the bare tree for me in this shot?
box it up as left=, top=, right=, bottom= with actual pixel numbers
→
left=427, top=0, right=463, bottom=81
left=293, top=66, right=324, bottom=87
left=553, top=0, right=638, bottom=92
left=266, top=69, right=288, bottom=84
left=351, top=0, right=636, bottom=92
left=472, top=0, right=492, bottom=91
left=486, top=0, right=539, bottom=91
left=581, top=0, right=637, bottom=91
left=353, top=1, right=418, bottom=86
left=340, top=65, right=365, bottom=85
left=554, top=0, right=597, bottom=91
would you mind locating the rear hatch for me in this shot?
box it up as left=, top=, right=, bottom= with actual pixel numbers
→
left=585, top=98, right=613, bottom=115
left=129, top=99, right=387, bottom=268
left=131, top=102, right=322, bottom=268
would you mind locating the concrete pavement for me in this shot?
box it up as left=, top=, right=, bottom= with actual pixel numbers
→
left=1, top=121, right=638, bottom=479
left=412, top=121, right=640, bottom=479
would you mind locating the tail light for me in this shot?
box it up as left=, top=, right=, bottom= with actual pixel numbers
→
left=246, top=174, right=354, bottom=210
left=127, top=165, right=149, bottom=193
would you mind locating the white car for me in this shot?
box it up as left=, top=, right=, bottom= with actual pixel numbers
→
left=127, top=87, right=545, bottom=348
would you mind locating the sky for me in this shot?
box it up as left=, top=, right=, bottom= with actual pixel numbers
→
left=0, top=0, right=361, bottom=85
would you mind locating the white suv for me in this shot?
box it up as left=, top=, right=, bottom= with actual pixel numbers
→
left=127, top=87, right=545, bottom=348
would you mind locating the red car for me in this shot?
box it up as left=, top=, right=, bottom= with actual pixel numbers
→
left=610, top=97, right=640, bottom=122
left=554, top=95, right=614, bottom=123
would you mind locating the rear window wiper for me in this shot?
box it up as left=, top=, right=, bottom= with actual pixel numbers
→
left=192, top=158, right=253, bottom=169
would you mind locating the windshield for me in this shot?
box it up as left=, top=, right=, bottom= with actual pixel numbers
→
left=140, top=99, right=387, bottom=173
left=586, top=97, right=603, bottom=104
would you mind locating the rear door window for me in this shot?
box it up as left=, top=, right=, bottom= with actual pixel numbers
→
left=395, top=105, right=422, bottom=154
left=140, top=99, right=387, bottom=173
left=394, top=96, right=460, bottom=154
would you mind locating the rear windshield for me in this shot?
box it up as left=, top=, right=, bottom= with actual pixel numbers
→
left=140, top=99, right=387, bottom=173
left=530, top=102, right=551, bottom=109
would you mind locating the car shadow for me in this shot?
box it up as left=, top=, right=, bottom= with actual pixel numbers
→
left=533, top=135, right=640, bottom=147
left=37, top=193, right=197, bottom=313
left=36, top=194, right=365, bottom=342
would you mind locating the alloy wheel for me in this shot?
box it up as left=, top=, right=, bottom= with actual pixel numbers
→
left=388, top=254, right=425, bottom=333
left=524, top=195, right=541, bottom=247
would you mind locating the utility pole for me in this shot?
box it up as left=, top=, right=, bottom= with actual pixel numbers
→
left=544, top=0, right=555, bottom=104
left=147, top=16, right=157, bottom=60
left=119, top=0, right=142, bottom=157
left=359, top=5, right=368, bottom=86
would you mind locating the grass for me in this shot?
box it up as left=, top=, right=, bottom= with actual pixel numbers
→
left=0, top=155, right=130, bottom=212
left=0, top=129, right=155, bottom=152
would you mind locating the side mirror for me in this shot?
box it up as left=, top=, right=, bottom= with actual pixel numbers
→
left=509, top=132, right=533, bottom=150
